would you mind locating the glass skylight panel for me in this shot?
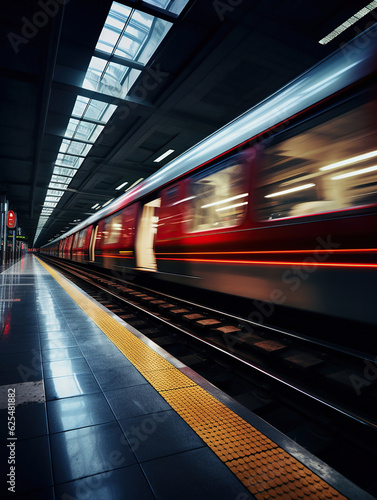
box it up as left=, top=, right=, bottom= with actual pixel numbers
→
left=59, top=139, right=92, bottom=157
left=143, top=0, right=190, bottom=15
left=97, top=103, right=117, bottom=123
left=55, top=153, right=84, bottom=169
left=47, top=189, right=64, bottom=197
left=53, top=167, right=76, bottom=177
left=115, top=32, right=142, bottom=60
left=83, top=57, right=108, bottom=92
left=51, top=175, right=71, bottom=184
left=114, top=11, right=172, bottom=65
left=72, top=96, right=89, bottom=117
left=45, top=196, right=61, bottom=202
left=103, top=62, right=141, bottom=98
left=79, top=99, right=117, bottom=123
left=64, top=118, right=104, bottom=143
left=49, top=182, right=67, bottom=190
left=85, top=3, right=174, bottom=100
left=97, top=27, right=120, bottom=54
left=96, top=3, right=132, bottom=54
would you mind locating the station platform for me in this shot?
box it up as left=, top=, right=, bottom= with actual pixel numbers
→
left=0, top=254, right=372, bottom=499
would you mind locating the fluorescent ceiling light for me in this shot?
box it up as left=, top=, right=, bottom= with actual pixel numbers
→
left=102, top=198, right=114, bottom=207
left=91, top=203, right=99, bottom=209
left=216, top=202, right=248, bottom=212
left=201, top=193, right=248, bottom=209
left=320, top=150, right=377, bottom=171
left=319, top=1, right=377, bottom=45
left=154, top=149, right=175, bottom=162
left=126, top=178, right=144, bottom=190
left=265, top=183, right=315, bottom=198
left=331, top=164, right=377, bottom=180
left=115, top=181, right=128, bottom=190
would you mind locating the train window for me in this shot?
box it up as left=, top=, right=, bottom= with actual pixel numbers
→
left=256, top=97, right=377, bottom=220
left=188, top=159, right=248, bottom=232
left=77, top=228, right=87, bottom=247
left=103, top=214, right=123, bottom=245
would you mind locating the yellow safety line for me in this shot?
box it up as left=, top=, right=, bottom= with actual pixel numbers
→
left=36, top=256, right=346, bottom=500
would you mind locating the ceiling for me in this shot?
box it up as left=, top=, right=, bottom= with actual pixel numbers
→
left=0, top=0, right=375, bottom=247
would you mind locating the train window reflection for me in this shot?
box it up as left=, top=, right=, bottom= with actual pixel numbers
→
left=257, top=99, right=377, bottom=220
left=77, top=228, right=87, bottom=248
left=189, top=160, right=248, bottom=231
left=103, top=214, right=123, bottom=245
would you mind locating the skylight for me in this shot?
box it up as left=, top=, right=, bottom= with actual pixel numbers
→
left=34, top=0, right=187, bottom=245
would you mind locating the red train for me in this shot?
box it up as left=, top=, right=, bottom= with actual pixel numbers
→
left=41, top=27, right=377, bottom=326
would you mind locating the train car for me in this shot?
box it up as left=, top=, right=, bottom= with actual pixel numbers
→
left=41, top=25, right=377, bottom=326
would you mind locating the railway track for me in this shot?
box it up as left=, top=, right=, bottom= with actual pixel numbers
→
left=39, top=255, right=377, bottom=497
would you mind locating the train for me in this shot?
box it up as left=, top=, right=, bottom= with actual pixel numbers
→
left=41, top=25, right=377, bottom=326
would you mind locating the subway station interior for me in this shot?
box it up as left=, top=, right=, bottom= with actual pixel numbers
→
left=1, top=0, right=377, bottom=498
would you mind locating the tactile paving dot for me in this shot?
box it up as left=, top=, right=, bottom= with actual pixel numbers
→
left=37, top=256, right=347, bottom=500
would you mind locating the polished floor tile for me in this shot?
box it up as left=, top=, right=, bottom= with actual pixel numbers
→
left=41, top=346, right=83, bottom=362
left=104, top=385, right=171, bottom=420
left=119, top=410, right=205, bottom=462
left=0, top=332, right=39, bottom=343
left=0, top=340, right=40, bottom=354
left=69, top=322, right=104, bottom=335
left=41, top=338, right=78, bottom=351
left=79, top=343, right=122, bottom=358
left=5, top=324, right=40, bottom=335
left=141, top=447, right=251, bottom=500
left=43, top=358, right=91, bottom=379
left=39, top=331, right=74, bottom=341
left=0, top=353, right=42, bottom=385
left=93, top=365, right=147, bottom=391
left=0, top=435, right=53, bottom=496
left=0, top=403, right=48, bottom=443
left=84, top=352, right=132, bottom=371
left=44, top=372, right=101, bottom=401
left=50, top=422, right=136, bottom=484
left=7, top=487, right=55, bottom=500
left=38, top=323, right=71, bottom=334
left=55, top=464, right=155, bottom=500
left=47, top=392, right=115, bottom=433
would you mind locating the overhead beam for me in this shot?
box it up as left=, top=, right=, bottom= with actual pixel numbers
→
left=115, top=0, right=178, bottom=23
left=94, top=50, right=145, bottom=71
left=52, top=79, right=155, bottom=111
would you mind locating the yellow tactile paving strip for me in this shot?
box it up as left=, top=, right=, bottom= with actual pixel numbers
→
left=36, top=256, right=347, bottom=500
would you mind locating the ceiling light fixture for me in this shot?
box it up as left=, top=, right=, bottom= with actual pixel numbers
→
left=102, top=198, right=114, bottom=207
left=125, top=178, right=144, bottom=191
left=319, top=1, right=377, bottom=45
left=115, top=181, right=128, bottom=190
left=154, top=149, right=175, bottom=163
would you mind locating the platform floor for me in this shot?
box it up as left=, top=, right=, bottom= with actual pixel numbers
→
left=0, top=255, right=371, bottom=499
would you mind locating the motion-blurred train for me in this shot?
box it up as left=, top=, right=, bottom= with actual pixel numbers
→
left=41, top=26, right=377, bottom=326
